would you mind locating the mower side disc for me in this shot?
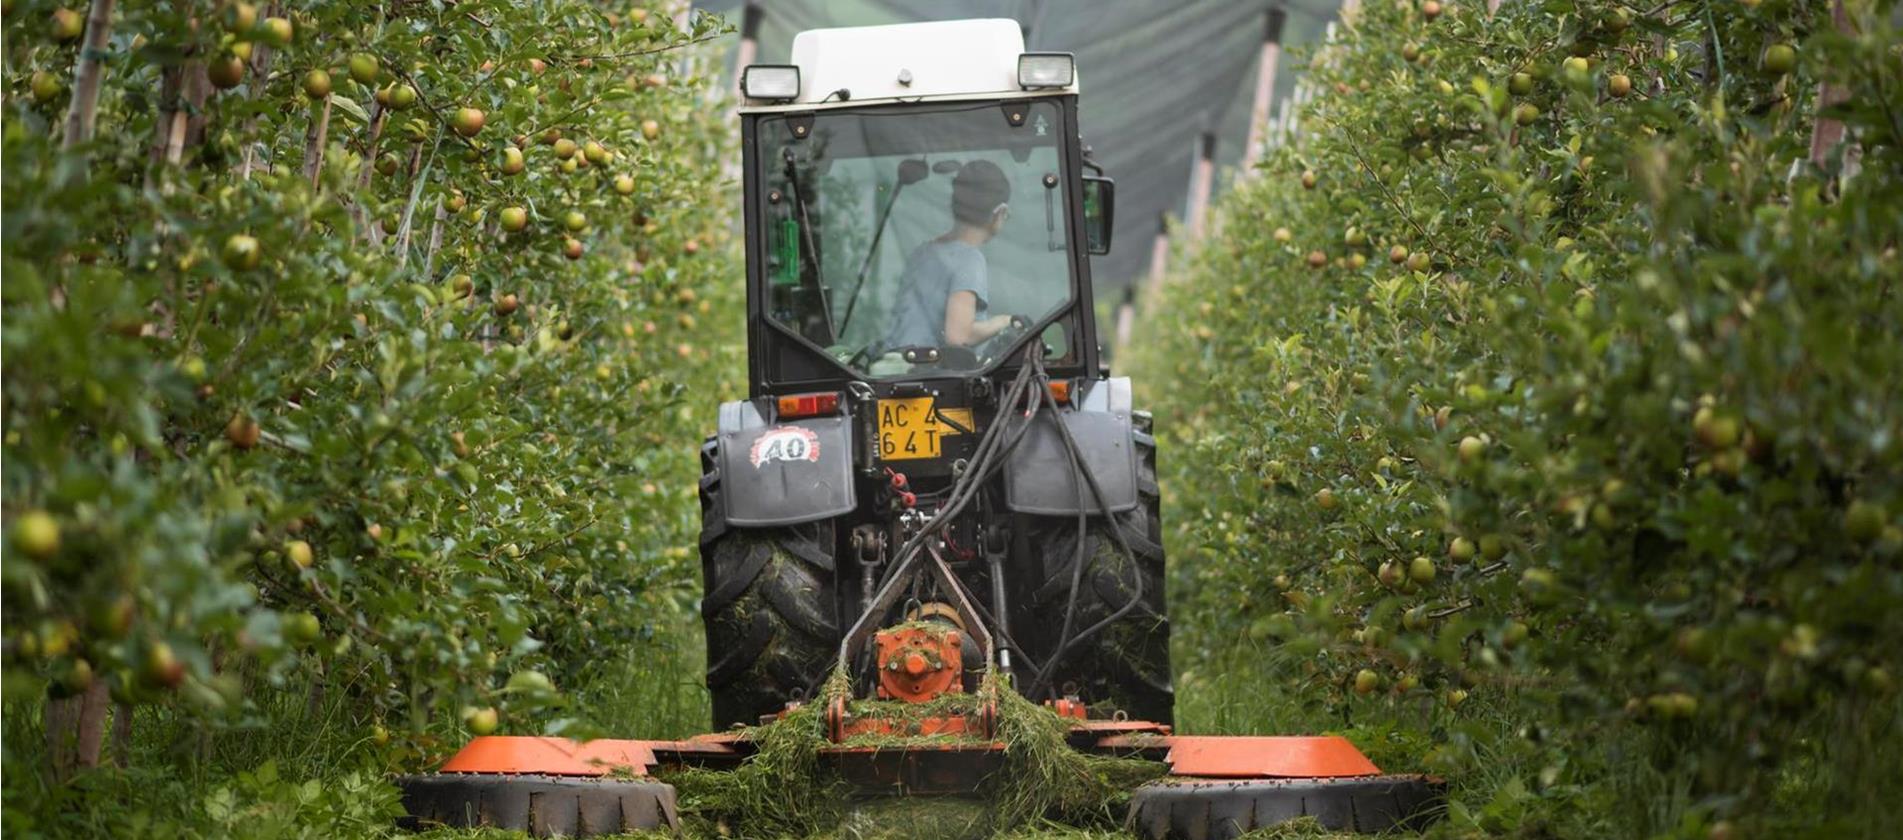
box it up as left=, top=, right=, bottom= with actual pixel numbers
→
left=1127, top=775, right=1445, bottom=839
left=396, top=773, right=679, bottom=837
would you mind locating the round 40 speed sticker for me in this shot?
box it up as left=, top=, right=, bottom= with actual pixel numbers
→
left=749, top=426, right=821, bottom=468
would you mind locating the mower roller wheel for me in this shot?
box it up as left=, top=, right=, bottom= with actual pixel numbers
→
left=396, top=773, right=679, bottom=837
left=699, top=435, right=841, bottom=728
left=1126, top=775, right=1445, bottom=838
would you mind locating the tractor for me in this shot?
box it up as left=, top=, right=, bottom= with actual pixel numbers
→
left=397, top=20, right=1443, bottom=839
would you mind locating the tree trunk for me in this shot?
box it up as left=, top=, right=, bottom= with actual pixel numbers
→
left=1806, top=0, right=1854, bottom=177
left=42, top=680, right=110, bottom=783
left=303, top=98, right=332, bottom=187
left=61, top=0, right=117, bottom=150
left=423, top=201, right=448, bottom=278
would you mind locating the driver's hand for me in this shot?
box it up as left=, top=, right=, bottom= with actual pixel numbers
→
left=980, top=314, right=1017, bottom=334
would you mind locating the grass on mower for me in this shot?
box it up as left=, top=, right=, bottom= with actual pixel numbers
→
left=659, top=668, right=1166, bottom=839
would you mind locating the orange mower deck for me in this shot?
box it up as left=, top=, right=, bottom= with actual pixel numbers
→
left=396, top=719, right=1443, bottom=838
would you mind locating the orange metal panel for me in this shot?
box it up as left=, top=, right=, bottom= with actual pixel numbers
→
left=1095, top=735, right=1382, bottom=779
left=438, top=736, right=658, bottom=777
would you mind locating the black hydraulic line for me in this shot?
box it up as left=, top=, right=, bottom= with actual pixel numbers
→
left=1028, top=373, right=1149, bottom=698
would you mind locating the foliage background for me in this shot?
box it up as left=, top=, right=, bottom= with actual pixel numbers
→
left=4, top=0, right=1902, bottom=838
left=3, top=0, right=743, bottom=835
left=1133, top=0, right=1903, bottom=836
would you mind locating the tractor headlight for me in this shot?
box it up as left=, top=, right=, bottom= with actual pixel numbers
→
left=742, top=65, right=801, bottom=102
left=1017, top=53, right=1074, bottom=89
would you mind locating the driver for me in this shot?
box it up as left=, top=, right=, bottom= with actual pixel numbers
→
left=881, top=160, right=1018, bottom=352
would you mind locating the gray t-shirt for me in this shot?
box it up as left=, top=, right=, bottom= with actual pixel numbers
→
left=882, top=240, right=988, bottom=350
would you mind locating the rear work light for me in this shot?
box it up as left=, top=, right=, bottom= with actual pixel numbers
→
left=1017, top=52, right=1074, bottom=89
left=741, top=64, right=801, bottom=102
left=777, top=391, right=840, bottom=419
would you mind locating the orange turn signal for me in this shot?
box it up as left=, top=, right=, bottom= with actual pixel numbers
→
left=776, top=391, right=840, bottom=419
left=1047, top=380, right=1072, bottom=405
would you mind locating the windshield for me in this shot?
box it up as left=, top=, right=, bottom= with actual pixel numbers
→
left=757, top=100, right=1074, bottom=378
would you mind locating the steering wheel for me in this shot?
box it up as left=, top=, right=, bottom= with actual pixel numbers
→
left=975, top=315, right=1032, bottom=364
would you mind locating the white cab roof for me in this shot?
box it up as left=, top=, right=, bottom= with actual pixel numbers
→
left=740, top=18, right=1077, bottom=113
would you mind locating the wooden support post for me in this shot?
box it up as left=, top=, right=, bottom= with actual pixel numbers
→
left=1240, top=7, right=1288, bottom=175
left=61, top=0, right=116, bottom=150
left=1186, top=131, right=1217, bottom=241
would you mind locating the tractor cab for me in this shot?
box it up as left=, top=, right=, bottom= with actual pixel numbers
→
left=736, top=19, right=1113, bottom=474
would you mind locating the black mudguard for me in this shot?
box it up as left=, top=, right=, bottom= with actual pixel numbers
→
left=715, top=400, right=858, bottom=528
left=1003, top=377, right=1140, bottom=516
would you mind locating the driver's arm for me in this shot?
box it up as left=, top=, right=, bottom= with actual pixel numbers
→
left=944, top=291, right=1013, bottom=346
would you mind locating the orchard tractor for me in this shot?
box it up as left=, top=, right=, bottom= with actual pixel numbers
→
left=398, top=20, right=1442, bottom=838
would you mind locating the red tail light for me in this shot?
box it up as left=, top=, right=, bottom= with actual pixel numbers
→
left=776, top=391, right=840, bottom=419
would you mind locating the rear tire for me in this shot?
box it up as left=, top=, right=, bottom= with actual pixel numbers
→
left=698, top=437, right=841, bottom=729
left=1018, top=417, right=1172, bottom=723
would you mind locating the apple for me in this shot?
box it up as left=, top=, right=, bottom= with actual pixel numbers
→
left=583, top=140, right=609, bottom=164
left=226, top=413, right=261, bottom=449
left=506, top=670, right=554, bottom=694
left=1478, top=533, right=1506, bottom=561
left=348, top=53, right=379, bottom=85
left=1408, top=555, right=1437, bottom=584
left=374, top=153, right=400, bottom=178
left=1388, top=244, right=1409, bottom=264
left=13, top=510, right=61, bottom=559
left=142, top=641, right=185, bottom=689
left=562, top=238, right=584, bottom=260
left=259, top=16, right=293, bottom=47
left=31, top=71, right=63, bottom=103
left=1377, top=561, right=1403, bottom=588
left=224, top=2, right=256, bottom=35
left=1693, top=407, right=1740, bottom=449
left=1502, top=621, right=1529, bottom=649
left=641, top=119, right=661, bottom=140
left=453, top=107, right=485, bottom=137
left=562, top=210, right=587, bottom=232
left=1306, top=250, right=1327, bottom=269
left=493, top=293, right=519, bottom=316
left=1562, top=56, right=1591, bottom=87
left=1353, top=669, right=1380, bottom=695
left=1300, top=170, right=1317, bottom=190
left=500, top=146, right=525, bottom=175
left=1421, top=0, right=1441, bottom=20
left=465, top=705, right=499, bottom=735
left=208, top=53, right=247, bottom=90
left=1761, top=43, right=1796, bottom=76
left=1508, top=72, right=1534, bottom=96
left=285, top=611, right=321, bottom=645
left=1457, top=435, right=1486, bottom=462
left=613, top=173, right=636, bottom=195
left=51, top=7, right=84, bottom=41
left=284, top=539, right=313, bottom=569
left=1272, top=227, right=1292, bottom=243
left=1407, top=251, right=1431, bottom=272
left=1445, top=688, right=1468, bottom=708
left=498, top=206, right=529, bottom=232
left=1513, top=102, right=1540, bottom=125
left=389, top=83, right=417, bottom=110
left=450, top=274, right=475, bottom=298
left=1846, top=500, right=1886, bottom=543
left=222, top=234, right=262, bottom=270
left=56, top=658, right=94, bottom=696
left=1315, top=488, right=1338, bottom=510
left=302, top=69, right=331, bottom=100
left=1608, top=73, right=1632, bottom=98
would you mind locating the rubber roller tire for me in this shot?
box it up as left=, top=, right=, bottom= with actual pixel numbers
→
left=1126, top=775, right=1446, bottom=838
left=698, top=435, right=841, bottom=729
left=396, top=774, right=679, bottom=837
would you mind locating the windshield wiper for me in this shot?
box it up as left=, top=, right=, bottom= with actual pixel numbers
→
left=838, top=158, right=928, bottom=337
left=781, top=147, right=837, bottom=342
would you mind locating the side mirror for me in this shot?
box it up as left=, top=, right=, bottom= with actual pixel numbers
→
left=1082, top=175, right=1114, bottom=255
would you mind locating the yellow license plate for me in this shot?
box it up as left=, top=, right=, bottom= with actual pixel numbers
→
left=877, top=398, right=973, bottom=461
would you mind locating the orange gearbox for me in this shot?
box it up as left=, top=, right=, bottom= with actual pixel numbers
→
left=873, top=623, right=964, bottom=703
